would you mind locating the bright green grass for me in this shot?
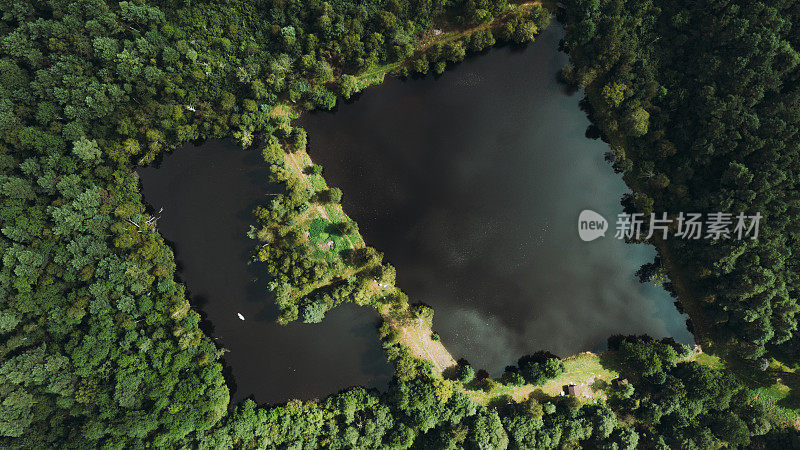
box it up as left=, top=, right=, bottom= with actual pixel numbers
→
left=466, top=352, right=619, bottom=405
left=310, top=174, right=327, bottom=191
left=693, top=352, right=724, bottom=369
left=308, top=217, right=352, bottom=260
left=308, top=218, right=329, bottom=242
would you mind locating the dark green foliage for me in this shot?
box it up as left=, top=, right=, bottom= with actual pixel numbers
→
left=497, top=351, right=565, bottom=387
left=604, top=335, right=770, bottom=448
left=338, top=220, right=359, bottom=236
left=501, top=366, right=526, bottom=386
left=307, top=163, right=323, bottom=176
left=456, top=361, right=476, bottom=384
left=4, top=0, right=539, bottom=444
left=561, top=0, right=800, bottom=361
left=338, top=75, right=359, bottom=100
left=517, top=351, right=565, bottom=385
left=0, top=1, right=237, bottom=439
left=202, top=371, right=653, bottom=450
left=615, top=336, right=678, bottom=379
left=408, top=4, right=551, bottom=77
left=321, top=187, right=343, bottom=204
left=252, top=134, right=395, bottom=322
left=1, top=0, right=787, bottom=446
left=301, top=301, right=327, bottom=323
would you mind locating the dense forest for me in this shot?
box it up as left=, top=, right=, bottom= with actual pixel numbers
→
left=195, top=338, right=771, bottom=449
left=2, top=0, right=800, bottom=447
left=560, top=0, right=800, bottom=363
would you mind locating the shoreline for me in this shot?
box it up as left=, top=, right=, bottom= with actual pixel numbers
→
left=246, top=8, right=709, bottom=408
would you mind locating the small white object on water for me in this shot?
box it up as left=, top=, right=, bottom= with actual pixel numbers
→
left=237, top=313, right=245, bottom=321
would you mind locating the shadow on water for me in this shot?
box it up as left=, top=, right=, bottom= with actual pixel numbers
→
left=138, top=140, right=392, bottom=405
left=139, top=22, right=695, bottom=401
left=300, top=23, right=694, bottom=375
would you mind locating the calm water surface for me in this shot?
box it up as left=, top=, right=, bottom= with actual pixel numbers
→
left=301, top=24, right=694, bottom=374
left=140, top=23, right=694, bottom=402
left=138, top=141, right=392, bottom=404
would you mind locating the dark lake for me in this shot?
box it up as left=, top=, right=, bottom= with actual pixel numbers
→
left=301, top=24, right=694, bottom=374
left=139, top=23, right=694, bottom=403
left=138, top=141, right=392, bottom=405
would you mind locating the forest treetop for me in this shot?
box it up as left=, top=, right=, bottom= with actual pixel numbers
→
left=2, top=0, right=799, bottom=447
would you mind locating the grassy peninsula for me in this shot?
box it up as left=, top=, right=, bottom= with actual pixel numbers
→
left=3, top=0, right=800, bottom=447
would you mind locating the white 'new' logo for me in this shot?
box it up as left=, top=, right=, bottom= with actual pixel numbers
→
left=578, top=210, right=608, bottom=241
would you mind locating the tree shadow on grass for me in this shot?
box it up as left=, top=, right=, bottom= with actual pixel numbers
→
left=597, top=351, right=626, bottom=377
left=528, top=388, right=554, bottom=403
left=442, top=364, right=460, bottom=381
left=774, top=370, right=800, bottom=410
left=590, top=378, right=609, bottom=392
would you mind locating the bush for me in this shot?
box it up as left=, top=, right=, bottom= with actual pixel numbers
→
left=338, top=220, right=358, bottom=236
left=617, top=337, right=678, bottom=378
left=301, top=302, right=326, bottom=323
left=305, top=164, right=323, bottom=175
left=501, top=366, right=526, bottom=386
left=457, top=363, right=475, bottom=384
left=482, top=378, right=499, bottom=392
left=517, top=352, right=565, bottom=385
